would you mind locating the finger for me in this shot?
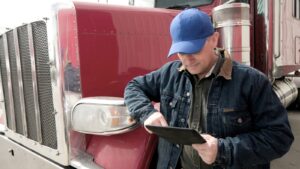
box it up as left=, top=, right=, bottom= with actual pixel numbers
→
left=144, top=112, right=161, bottom=125
left=192, top=144, right=205, bottom=150
left=192, top=144, right=198, bottom=149
left=159, top=116, right=168, bottom=126
left=200, top=134, right=211, bottom=140
left=144, top=126, right=153, bottom=134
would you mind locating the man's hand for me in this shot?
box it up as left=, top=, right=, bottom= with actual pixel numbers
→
left=144, top=112, right=168, bottom=133
left=192, top=134, right=218, bottom=164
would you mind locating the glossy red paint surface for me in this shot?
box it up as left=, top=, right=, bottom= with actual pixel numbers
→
left=58, top=7, right=80, bottom=68
left=253, top=0, right=273, bottom=77
left=87, top=127, right=157, bottom=169
left=73, top=2, right=177, bottom=168
left=74, top=2, right=177, bottom=98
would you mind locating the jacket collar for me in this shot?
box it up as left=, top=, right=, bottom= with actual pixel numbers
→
left=177, top=48, right=232, bottom=80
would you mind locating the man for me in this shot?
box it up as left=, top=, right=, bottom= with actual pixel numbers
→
left=124, top=8, right=294, bottom=169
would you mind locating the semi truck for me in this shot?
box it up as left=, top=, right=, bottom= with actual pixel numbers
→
left=0, top=0, right=299, bottom=168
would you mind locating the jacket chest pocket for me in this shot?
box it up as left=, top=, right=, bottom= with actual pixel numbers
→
left=222, top=108, right=252, bottom=137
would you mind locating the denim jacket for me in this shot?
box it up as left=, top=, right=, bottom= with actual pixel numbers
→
left=124, top=50, right=294, bottom=169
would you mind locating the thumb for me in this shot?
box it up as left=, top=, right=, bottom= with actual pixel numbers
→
left=159, top=117, right=168, bottom=126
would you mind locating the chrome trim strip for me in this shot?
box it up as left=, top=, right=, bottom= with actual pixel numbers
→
left=0, top=45, right=7, bottom=128
left=273, top=0, right=280, bottom=59
left=5, top=129, right=61, bottom=160
left=47, top=1, right=82, bottom=165
left=13, top=29, right=28, bottom=137
left=3, top=34, right=16, bottom=131
left=74, top=123, right=140, bottom=136
left=214, top=20, right=250, bottom=28
left=76, top=97, right=125, bottom=106
left=70, top=152, right=104, bottom=169
left=27, top=24, right=42, bottom=143
left=47, top=4, right=69, bottom=165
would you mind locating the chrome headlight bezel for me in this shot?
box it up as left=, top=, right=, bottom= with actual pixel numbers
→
left=71, top=97, right=138, bottom=136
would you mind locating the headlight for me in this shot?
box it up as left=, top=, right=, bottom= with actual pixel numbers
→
left=71, top=97, right=137, bottom=135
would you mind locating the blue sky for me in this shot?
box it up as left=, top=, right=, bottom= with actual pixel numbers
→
left=0, top=0, right=100, bottom=34
left=0, top=0, right=60, bottom=33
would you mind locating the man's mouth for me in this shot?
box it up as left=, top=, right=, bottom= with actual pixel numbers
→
left=186, top=63, right=200, bottom=68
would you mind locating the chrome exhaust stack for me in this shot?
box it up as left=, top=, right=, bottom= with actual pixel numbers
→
left=212, top=3, right=251, bottom=65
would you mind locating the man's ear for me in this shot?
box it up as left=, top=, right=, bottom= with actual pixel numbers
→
left=211, top=32, right=219, bottom=47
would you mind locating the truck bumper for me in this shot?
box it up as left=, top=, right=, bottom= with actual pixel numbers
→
left=0, top=134, right=69, bottom=169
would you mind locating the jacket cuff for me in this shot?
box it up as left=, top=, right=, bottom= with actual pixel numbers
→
left=215, top=138, right=231, bottom=167
left=139, top=109, right=158, bottom=124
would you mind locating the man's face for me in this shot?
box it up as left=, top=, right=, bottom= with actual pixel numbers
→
left=177, top=32, right=219, bottom=77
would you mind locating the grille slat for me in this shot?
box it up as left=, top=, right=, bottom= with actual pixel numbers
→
left=18, top=25, right=40, bottom=141
left=32, top=21, right=57, bottom=149
left=7, top=31, right=24, bottom=135
left=0, top=36, right=12, bottom=128
left=13, top=29, right=28, bottom=136
left=13, top=29, right=28, bottom=137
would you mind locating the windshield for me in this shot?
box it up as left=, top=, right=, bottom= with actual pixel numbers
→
left=155, top=0, right=213, bottom=9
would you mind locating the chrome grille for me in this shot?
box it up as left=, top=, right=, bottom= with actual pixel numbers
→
left=0, top=21, right=57, bottom=149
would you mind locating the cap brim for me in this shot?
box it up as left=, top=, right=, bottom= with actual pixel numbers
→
left=167, top=38, right=207, bottom=57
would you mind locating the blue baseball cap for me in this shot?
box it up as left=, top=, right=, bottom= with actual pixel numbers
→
left=168, top=8, right=214, bottom=57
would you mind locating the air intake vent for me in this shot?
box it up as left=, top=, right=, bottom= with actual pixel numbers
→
left=0, top=21, right=57, bottom=149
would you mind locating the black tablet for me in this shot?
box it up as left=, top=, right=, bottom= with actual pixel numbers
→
left=145, top=125, right=206, bottom=145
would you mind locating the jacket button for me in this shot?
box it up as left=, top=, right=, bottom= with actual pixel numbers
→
left=186, top=92, right=190, bottom=97
left=237, top=118, right=243, bottom=123
left=176, top=144, right=180, bottom=148
left=169, top=102, right=173, bottom=106
left=192, top=124, right=197, bottom=129
left=169, top=166, right=173, bottom=169
left=180, top=118, right=185, bottom=122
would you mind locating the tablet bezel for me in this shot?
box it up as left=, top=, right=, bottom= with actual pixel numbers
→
left=145, top=125, right=206, bottom=145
